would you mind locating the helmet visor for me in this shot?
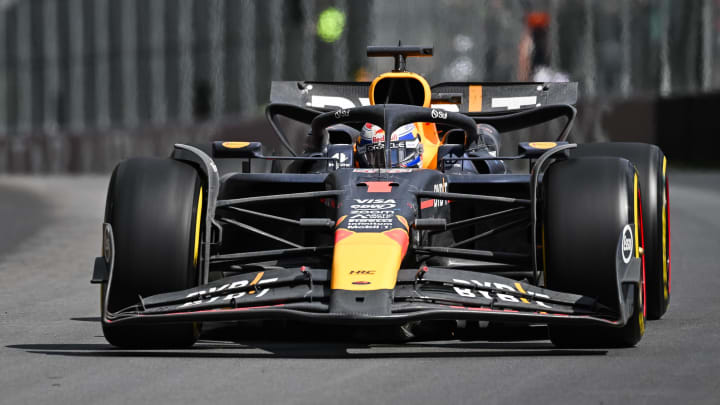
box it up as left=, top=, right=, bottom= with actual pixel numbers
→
left=360, top=140, right=422, bottom=168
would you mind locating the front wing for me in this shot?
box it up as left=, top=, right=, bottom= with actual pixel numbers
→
left=104, top=267, right=636, bottom=328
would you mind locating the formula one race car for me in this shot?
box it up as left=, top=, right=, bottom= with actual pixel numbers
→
left=92, top=45, right=671, bottom=348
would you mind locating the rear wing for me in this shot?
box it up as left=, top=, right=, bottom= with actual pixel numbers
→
left=270, top=81, right=578, bottom=113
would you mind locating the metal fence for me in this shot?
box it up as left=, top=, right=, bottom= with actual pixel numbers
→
left=0, top=0, right=717, bottom=166
left=0, top=0, right=371, bottom=135
left=370, top=0, right=719, bottom=97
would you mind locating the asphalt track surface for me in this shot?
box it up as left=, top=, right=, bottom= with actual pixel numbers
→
left=0, top=171, right=719, bottom=404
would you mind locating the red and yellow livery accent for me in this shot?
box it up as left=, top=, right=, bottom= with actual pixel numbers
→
left=331, top=228, right=409, bottom=290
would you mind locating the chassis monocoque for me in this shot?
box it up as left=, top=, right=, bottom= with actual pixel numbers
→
left=92, top=46, right=671, bottom=349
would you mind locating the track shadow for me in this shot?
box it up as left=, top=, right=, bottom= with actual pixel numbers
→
left=8, top=321, right=607, bottom=358
left=70, top=317, right=101, bottom=322
left=6, top=341, right=606, bottom=359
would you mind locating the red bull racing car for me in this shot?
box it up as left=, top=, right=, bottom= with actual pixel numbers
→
left=91, top=45, right=671, bottom=348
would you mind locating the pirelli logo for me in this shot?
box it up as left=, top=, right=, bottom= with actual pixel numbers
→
left=349, top=270, right=376, bottom=275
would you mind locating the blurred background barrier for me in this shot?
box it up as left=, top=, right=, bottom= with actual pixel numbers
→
left=0, top=0, right=718, bottom=173
left=0, top=116, right=278, bottom=173
left=656, top=92, right=720, bottom=163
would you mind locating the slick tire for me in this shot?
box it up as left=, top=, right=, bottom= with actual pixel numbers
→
left=543, top=157, right=645, bottom=348
left=573, top=143, right=670, bottom=319
left=101, top=158, right=203, bottom=348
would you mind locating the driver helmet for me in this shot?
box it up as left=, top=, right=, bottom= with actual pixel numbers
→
left=357, top=123, right=424, bottom=168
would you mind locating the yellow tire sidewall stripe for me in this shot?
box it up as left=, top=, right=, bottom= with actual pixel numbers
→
left=662, top=157, right=668, bottom=299
left=634, top=173, right=639, bottom=258
left=193, top=187, right=203, bottom=267
left=634, top=172, right=645, bottom=332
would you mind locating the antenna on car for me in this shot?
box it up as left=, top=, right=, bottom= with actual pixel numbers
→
left=366, top=41, right=433, bottom=72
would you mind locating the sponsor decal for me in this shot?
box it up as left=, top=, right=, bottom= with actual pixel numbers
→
left=334, top=109, right=350, bottom=119
left=331, top=152, right=349, bottom=164
left=351, top=199, right=396, bottom=209
left=422, top=180, right=448, bottom=209
left=430, top=104, right=460, bottom=112
left=431, top=109, right=448, bottom=119
left=433, top=179, right=447, bottom=207
left=349, top=270, right=376, bottom=275
left=451, top=278, right=552, bottom=308
left=347, top=198, right=398, bottom=230
left=306, top=94, right=460, bottom=113
left=622, top=224, right=634, bottom=264
left=330, top=152, right=351, bottom=168
left=528, top=142, right=557, bottom=149
left=352, top=281, right=371, bottom=285
left=102, top=223, right=114, bottom=265
left=178, top=273, right=278, bottom=309
left=347, top=216, right=394, bottom=230
left=491, top=96, right=538, bottom=110
left=307, top=95, right=370, bottom=109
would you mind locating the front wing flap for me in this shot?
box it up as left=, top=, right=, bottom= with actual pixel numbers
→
left=104, top=267, right=627, bottom=327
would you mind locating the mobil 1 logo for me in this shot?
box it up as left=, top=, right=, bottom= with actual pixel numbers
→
left=621, top=224, right=634, bottom=264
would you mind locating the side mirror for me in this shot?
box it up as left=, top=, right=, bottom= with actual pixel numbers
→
left=518, top=141, right=569, bottom=159
left=213, top=141, right=264, bottom=158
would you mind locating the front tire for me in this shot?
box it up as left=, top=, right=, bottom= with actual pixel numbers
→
left=543, top=157, right=645, bottom=348
left=573, top=143, right=670, bottom=319
left=101, top=158, right=203, bottom=348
